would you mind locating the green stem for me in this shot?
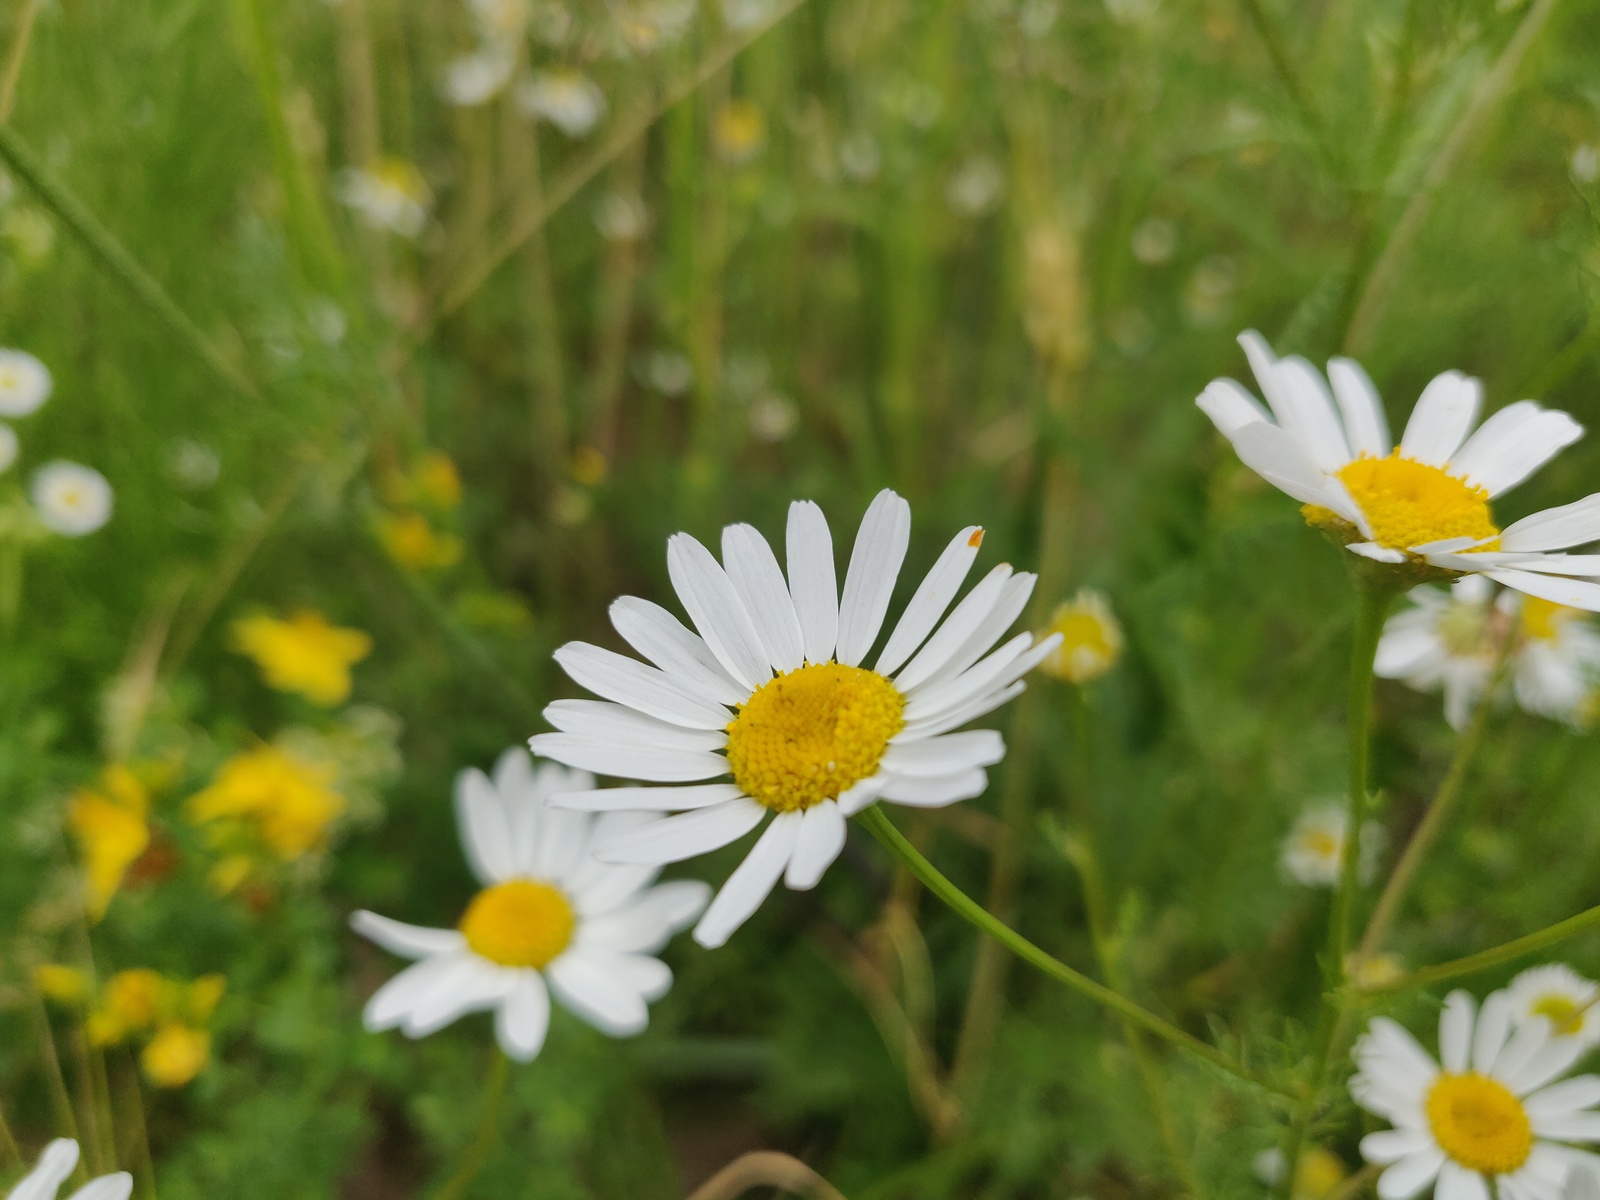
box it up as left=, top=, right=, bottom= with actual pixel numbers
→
left=0, top=124, right=260, bottom=402
left=433, top=1051, right=509, bottom=1200
left=1366, top=903, right=1600, bottom=996
left=856, top=805, right=1287, bottom=1097
left=0, top=1095, right=20, bottom=1167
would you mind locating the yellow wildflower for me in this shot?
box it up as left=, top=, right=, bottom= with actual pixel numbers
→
left=377, top=511, right=464, bottom=573
left=188, top=745, right=346, bottom=863
left=33, top=964, right=89, bottom=1005
left=66, top=764, right=150, bottom=919
left=142, top=1024, right=211, bottom=1087
left=570, top=446, right=608, bottom=488
left=414, top=451, right=463, bottom=509
left=231, top=610, right=372, bottom=706
left=89, top=968, right=167, bottom=1046
left=713, top=99, right=766, bottom=164
left=1039, top=589, right=1124, bottom=684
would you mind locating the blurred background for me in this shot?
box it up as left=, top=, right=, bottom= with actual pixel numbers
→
left=3, top=0, right=1600, bottom=1195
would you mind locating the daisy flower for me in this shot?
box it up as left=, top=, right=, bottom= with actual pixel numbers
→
left=351, top=750, right=709, bottom=1062
left=0, top=347, right=51, bottom=417
left=1280, top=802, right=1382, bottom=888
left=1352, top=989, right=1600, bottom=1200
left=530, top=489, right=1062, bottom=948
left=1506, top=966, right=1600, bottom=1050
left=1197, top=332, right=1600, bottom=611
left=516, top=69, right=607, bottom=137
left=5, top=1140, right=130, bottom=1200
left=1038, top=588, right=1123, bottom=684
left=30, top=461, right=112, bottom=536
left=441, top=46, right=517, bottom=106
left=336, top=159, right=431, bottom=238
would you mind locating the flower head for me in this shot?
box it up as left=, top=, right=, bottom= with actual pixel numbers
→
left=712, top=99, right=765, bottom=164
left=31, top=461, right=112, bottom=536
left=351, top=750, right=709, bottom=1062
left=141, top=1023, right=211, bottom=1088
left=5, top=1140, right=131, bottom=1200
left=1254, top=1146, right=1350, bottom=1200
left=441, top=46, right=517, bottom=106
left=231, top=610, right=372, bottom=706
left=1039, top=589, right=1123, bottom=684
left=0, top=347, right=51, bottom=417
left=187, top=745, right=346, bottom=867
left=517, top=69, right=606, bottom=137
left=1506, top=965, right=1600, bottom=1050
left=84, top=971, right=223, bottom=1087
left=530, top=489, right=1061, bottom=947
left=1197, top=332, right=1600, bottom=611
left=337, top=159, right=431, bottom=237
left=33, top=964, right=90, bottom=1006
left=377, top=511, right=464, bottom=573
left=1281, top=803, right=1382, bottom=888
left=66, top=765, right=150, bottom=920
left=1352, top=988, right=1600, bottom=1200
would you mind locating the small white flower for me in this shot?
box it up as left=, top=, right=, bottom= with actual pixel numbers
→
left=168, top=439, right=220, bottom=490
left=0, top=423, right=16, bottom=474
left=593, top=191, right=650, bottom=241
left=441, top=46, right=517, bottom=106
left=336, top=160, right=431, bottom=238
left=1572, top=145, right=1600, bottom=185
left=469, top=0, right=530, bottom=40
left=352, top=751, right=709, bottom=1062
left=5, top=1139, right=132, bottom=1200
left=31, top=461, right=113, bottom=537
left=946, top=155, right=1006, bottom=217
left=748, top=393, right=798, bottom=443
left=1353, top=990, right=1600, bottom=1200
left=530, top=489, right=1062, bottom=947
left=641, top=349, right=693, bottom=395
left=1131, top=216, right=1176, bottom=265
left=1281, top=804, right=1381, bottom=888
left=1506, top=965, right=1600, bottom=1050
left=0, top=348, right=52, bottom=418
left=1197, top=332, right=1600, bottom=611
left=517, top=69, right=606, bottom=137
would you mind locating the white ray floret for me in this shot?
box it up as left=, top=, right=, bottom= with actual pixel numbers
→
left=531, top=489, right=1060, bottom=948
left=6, top=1139, right=131, bottom=1200
left=1197, top=332, right=1600, bottom=611
left=1506, top=965, right=1600, bottom=1051
left=351, top=750, right=709, bottom=1062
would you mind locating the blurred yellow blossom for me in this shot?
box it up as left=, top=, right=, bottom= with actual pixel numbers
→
left=89, top=968, right=166, bottom=1045
left=713, top=99, right=766, bottom=163
left=66, top=764, right=150, bottom=919
left=84, top=970, right=223, bottom=1086
left=34, top=963, right=89, bottom=1005
left=1039, top=589, right=1124, bottom=684
left=142, top=1024, right=211, bottom=1087
left=414, top=451, right=463, bottom=509
left=377, top=511, right=464, bottom=573
left=231, top=610, right=372, bottom=706
left=188, top=746, right=346, bottom=870
left=570, top=445, right=608, bottom=487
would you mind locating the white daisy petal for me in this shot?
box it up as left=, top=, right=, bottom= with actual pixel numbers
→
left=892, top=563, right=1014, bottom=691
left=900, top=679, right=1027, bottom=740
left=1228, top=420, right=1341, bottom=510
left=876, top=526, right=986, bottom=676
left=1377, top=1151, right=1446, bottom=1200
left=526, top=733, right=730, bottom=783
left=1495, top=1017, right=1562, bottom=1091
left=495, top=973, right=551, bottom=1062
left=455, top=767, right=516, bottom=883
left=351, top=911, right=466, bottom=960
left=917, top=572, right=1040, bottom=691
left=1277, top=354, right=1353, bottom=471
left=364, top=954, right=469, bottom=1031
left=1350, top=542, right=1410, bottom=563
left=783, top=800, right=847, bottom=891
left=1435, top=1160, right=1490, bottom=1200
left=68, top=1176, right=134, bottom=1200
left=1329, top=355, right=1392, bottom=457
left=880, top=729, right=1005, bottom=777
left=722, top=522, right=806, bottom=673
left=1452, top=403, right=1584, bottom=497
left=693, top=810, right=804, bottom=948
left=902, top=632, right=1034, bottom=724
left=1484, top=570, right=1600, bottom=614
left=880, top=768, right=988, bottom=808
left=546, top=950, right=650, bottom=1036
left=609, top=596, right=748, bottom=707
left=786, top=500, right=839, bottom=664
left=1532, top=1113, right=1600, bottom=1142
left=667, top=532, right=773, bottom=690
left=1362, top=1128, right=1435, bottom=1164
left=552, top=783, right=745, bottom=812
left=542, top=699, right=727, bottom=751
left=553, top=641, right=732, bottom=729
left=1197, top=377, right=1271, bottom=437
left=1500, top=496, right=1600, bottom=553
left=1473, top=990, right=1515, bottom=1072
left=9, top=1140, right=80, bottom=1200
left=402, top=956, right=517, bottom=1037
left=1440, top=990, right=1476, bottom=1071
left=835, top=489, right=912, bottom=667
left=1238, top=330, right=1293, bottom=424
left=644, top=879, right=712, bottom=931
left=1401, top=371, right=1481, bottom=466
left=595, top=798, right=766, bottom=865
left=836, top=775, right=888, bottom=816
left=1507, top=1030, right=1587, bottom=1096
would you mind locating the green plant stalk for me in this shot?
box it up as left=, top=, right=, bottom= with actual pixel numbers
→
left=1366, top=902, right=1600, bottom=996
left=856, top=804, right=1286, bottom=1097
left=434, top=1051, right=510, bottom=1200
left=0, top=124, right=260, bottom=402
left=0, top=1096, right=20, bottom=1167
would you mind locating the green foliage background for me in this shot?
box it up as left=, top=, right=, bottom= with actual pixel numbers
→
left=3, top=0, right=1600, bottom=1195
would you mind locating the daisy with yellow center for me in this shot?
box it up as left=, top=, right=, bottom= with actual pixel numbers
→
left=1352, top=989, right=1600, bottom=1200
left=1198, top=332, right=1600, bottom=612
left=351, top=751, right=709, bottom=1062
left=231, top=610, right=372, bottom=706
left=531, top=489, right=1062, bottom=948
left=1506, top=966, right=1600, bottom=1051
left=516, top=69, right=607, bottom=138
left=1281, top=803, right=1382, bottom=888
left=1039, top=588, right=1123, bottom=684
left=0, top=347, right=51, bottom=417
left=30, top=461, right=113, bottom=537
left=336, top=158, right=431, bottom=237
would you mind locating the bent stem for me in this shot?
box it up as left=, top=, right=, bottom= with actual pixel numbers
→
left=857, top=805, right=1284, bottom=1096
left=434, top=1051, right=510, bottom=1200
left=1366, top=902, right=1600, bottom=996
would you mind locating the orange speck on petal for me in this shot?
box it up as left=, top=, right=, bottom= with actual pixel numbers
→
left=968, top=528, right=984, bottom=548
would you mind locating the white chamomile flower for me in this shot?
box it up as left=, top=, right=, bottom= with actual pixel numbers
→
left=336, top=159, right=431, bottom=238
left=1281, top=803, right=1381, bottom=888
left=530, top=488, right=1063, bottom=948
left=1352, top=989, right=1600, bottom=1200
left=0, top=348, right=51, bottom=418
left=6, top=1139, right=131, bottom=1200
left=31, top=461, right=112, bottom=537
left=516, top=69, right=606, bottom=137
left=1510, top=595, right=1600, bottom=726
left=1197, top=332, right=1600, bottom=612
left=441, top=46, right=517, bottom=106
left=351, top=750, right=710, bottom=1062
left=0, top=422, right=16, bottom=474
left=469, top=0, right=530, bottom=40
left=1507, top=966, right=1600, bottom=1050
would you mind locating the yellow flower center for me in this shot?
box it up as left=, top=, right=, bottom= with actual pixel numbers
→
left=459, top=879, right=575, bottom=968
left=1521, top=597, right=1577, bottom=643
left=1302, top=830, right=1340, bottom=860
left=725, top=662, right=905, bottom=813
left=1425, top=1072, right=1532, bottom=1176
left=1305, top=452, right=1499, bottom=552
left=1531, top=993, right=1588, bottom=1036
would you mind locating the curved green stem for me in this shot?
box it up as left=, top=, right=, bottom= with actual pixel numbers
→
left=1364, top=902, right=1600, bottom=996
left=434, top=1051, right=509, bottom=1200
left=856, top=805, right=1287, bottom=1097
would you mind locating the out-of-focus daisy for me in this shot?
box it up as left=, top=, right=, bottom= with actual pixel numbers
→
left=531, top=489, right=1062, bottom=947
left=1378, top=578, right=1600, bottom=729
left=352, top=751, right=708, bottom=1061
left=66, top=766, right=150, bottom=920
left=1352, top=989, right=1600, bottom=1200
left=1039, top=589, right=1123, bottom=684
left=594, top=191, right=650, bottom=241
left=337, top=159, right=431, bottom=237
left=1198, top=332, right=1600, bottom=611
left=1506, top=965, right=1600, bottom=1050
left=30, top=461, right=112, bottom=536
left=517, top=68, right=606, bottom=137
left=230, top=610, right=372, bottom=706
left=0, top=422, right=16, bottom=474
left=712, top=99, right=766, bottom=164
left=0, top=347, right=51, bottom=417
left=1281, top=804, right=1381, bottom=888
left=946, top=155, right=1006, bottom=216
left=441, top=46, right=517, bottom=106
left=1254, top=1146, right=1350, bottom=1200
left=5, top=1139, right=131, bottom=1200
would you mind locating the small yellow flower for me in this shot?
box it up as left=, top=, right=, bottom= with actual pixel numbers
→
left=414, top=451, right=463, bottom=509
left=141, top=1023, right=210, bottom=1088
left=1348, top=952, right=1405, bottom=991
left=33, top=964, right=89, bottom=1005
left=189, top=746, right=346, bottom=864
left=713, top=99, right=766, bottom=164
left=1039, top=589, right=1124, bottom=684
left=89, top=968, right=167, bottom=1046
left=570, top=445, right=608, bottom=488
left=66, top=765, right=150, bottom=920
left=185, top=974, right=227, bottom=1023
left=377, top=511, right=464, bottom=573
left=231, top=610, right=372, bottom=706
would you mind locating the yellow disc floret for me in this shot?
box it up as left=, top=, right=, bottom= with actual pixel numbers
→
left=1306, top=451, right=1499, bottom=552
left=1425, top=1072, right=1533, bottom=1175
left=1520, top=597, right=1578, bottom=643
left=1531, top=993, right=1587, bottom=1036
left=726, top=662, right=905, bottom=813
left=459, top=879, right=575, bottom=968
